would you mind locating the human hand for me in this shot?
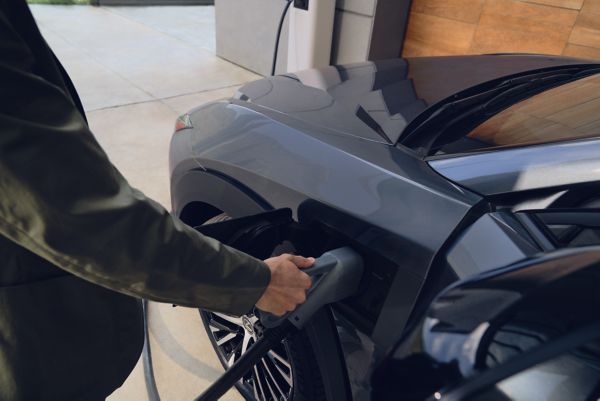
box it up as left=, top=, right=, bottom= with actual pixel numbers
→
left=255, top=254, right=315, bottom=316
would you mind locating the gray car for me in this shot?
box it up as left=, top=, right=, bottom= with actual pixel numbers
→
left=165, top=54, right=600, bottom=401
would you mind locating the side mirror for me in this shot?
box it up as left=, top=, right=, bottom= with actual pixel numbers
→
left=371, top=247, right=600, bottom=401
left=439, top=323, right=600, bottom=401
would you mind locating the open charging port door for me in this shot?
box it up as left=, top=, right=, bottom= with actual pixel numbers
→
left=194, top=208, right=295, bottom=260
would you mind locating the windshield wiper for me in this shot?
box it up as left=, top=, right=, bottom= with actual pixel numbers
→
left=399, top=65, right=600, bottom=156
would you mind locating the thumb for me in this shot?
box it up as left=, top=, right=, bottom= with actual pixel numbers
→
left=289, top=255, right=316, bottom=268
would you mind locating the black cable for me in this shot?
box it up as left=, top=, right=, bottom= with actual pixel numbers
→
left=142, top=299, right=162, bottom=401
left=271, top=0, right=293, bottom=76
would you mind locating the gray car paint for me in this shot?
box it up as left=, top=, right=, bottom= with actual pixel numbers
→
left=428, top=138, right=600, bottom=196
left=185, top=99, right=480, bottom=343
left=446, top=212, right=540, bottom=278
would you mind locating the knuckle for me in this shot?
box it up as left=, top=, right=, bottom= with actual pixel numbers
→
left=297, top=292, right=306, bottom=303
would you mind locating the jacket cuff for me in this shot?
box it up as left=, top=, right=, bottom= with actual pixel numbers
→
left=227, top=258, right=271, bottom=316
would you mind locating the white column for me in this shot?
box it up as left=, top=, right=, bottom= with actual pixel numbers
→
left=287, top=0, right=336, bottom=72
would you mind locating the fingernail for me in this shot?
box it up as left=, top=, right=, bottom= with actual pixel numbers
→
left=309, top=257, right=316, bottom=263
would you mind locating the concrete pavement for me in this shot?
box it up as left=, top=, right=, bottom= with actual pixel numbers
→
left=30, top=4, right=259, bottom=400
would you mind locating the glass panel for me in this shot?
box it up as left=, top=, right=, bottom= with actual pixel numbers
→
left=441, top=73, right=600, bottom=154
left=468, top=339, right=600, bottom=401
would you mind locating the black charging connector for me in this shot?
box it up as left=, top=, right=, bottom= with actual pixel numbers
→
left=294, top=0, right=309, bottom=10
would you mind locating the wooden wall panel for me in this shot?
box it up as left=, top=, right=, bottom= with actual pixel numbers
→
left=403, top=12, right=477, bottom=55
left=410, top=0, right=485, bottom=23
left=472, top=0, right=578, bottom=54
left=570, top=10, right=600, bottom=48
left=583, top=0, right=600, bottom=14
left=564, top=42, right=600, bottom=57
left=520, top=0, right=583, bottom=9
left=403, top=0, right=600, bottom=60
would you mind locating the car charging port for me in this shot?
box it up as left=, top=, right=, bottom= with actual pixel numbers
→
left=195, top=207, right=392, bottom=335
left=195, top=208, right=343, bottom=261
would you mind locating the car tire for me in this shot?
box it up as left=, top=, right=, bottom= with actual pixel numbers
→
left=200, top=213, right=326, bottom=401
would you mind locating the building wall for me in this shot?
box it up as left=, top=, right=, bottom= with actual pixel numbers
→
left=403, top=0, right=600, bottom=60
left=331, top=0, right=377, bottom=64
left=216, top=0, right=379, bottom=76
left=215, top=0, right=290, bottom=76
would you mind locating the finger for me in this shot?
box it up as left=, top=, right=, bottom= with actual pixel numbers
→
left=270, top=305, right=286, bottom=316
left=291, top=291, right=307, bottom=304
left=288, top=255, right=316, bottom=268
left=285, top=302, right=297, bottom=313
left=298, top=272, right=312, bottom=289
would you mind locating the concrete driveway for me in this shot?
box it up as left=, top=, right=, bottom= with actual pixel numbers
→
left=31, top=4, right=259, bottom=400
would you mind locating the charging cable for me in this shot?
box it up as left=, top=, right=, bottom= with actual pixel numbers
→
left=271, top=0, right=293, bottom=76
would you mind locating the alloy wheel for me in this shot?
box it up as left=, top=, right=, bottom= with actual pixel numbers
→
left=201, top=310, right=294, bottom=401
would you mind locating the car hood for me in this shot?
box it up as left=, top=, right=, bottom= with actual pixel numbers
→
left=236, top=54, right=590, bottom=144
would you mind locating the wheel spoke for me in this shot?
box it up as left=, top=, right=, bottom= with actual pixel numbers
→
left=267, top=351, right=293, bottom=386
left=268, top=350, right=291, bottom=369
left=209, top=318, right=237, bottom=333
left=252, top=377, right=260, bottom=401
left=261, top=358, right=288, bottom=400
left=260, top=362, right=280, bottom=401
left=241, top=331, right=252, bottom=354
left=213, top=312, right=244, bottom=326
left=226, top=351, right=236, bottom=367
left=253, top=365, right=268, bottom=401
left=216, top=332, right=238, bottom=346
left=225, top=340, right=243, bottom=367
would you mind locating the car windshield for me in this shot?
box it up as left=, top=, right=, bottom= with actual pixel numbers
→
left=441, top=72, right=600, bottom=155
left=399, top=66, right=600, bottom=156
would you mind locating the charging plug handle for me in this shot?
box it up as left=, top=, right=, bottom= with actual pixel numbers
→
left=260, top=246, right=364, bottom=329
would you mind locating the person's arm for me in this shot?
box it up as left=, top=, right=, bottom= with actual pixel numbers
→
left=0, top=12, right=304, bottom=316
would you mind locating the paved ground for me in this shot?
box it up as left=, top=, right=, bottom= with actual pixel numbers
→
left=31, top=4, right=260, bottom=401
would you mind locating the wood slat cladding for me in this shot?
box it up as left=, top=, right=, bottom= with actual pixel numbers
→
left=410, top=0, right=485, bottom=23
left=521, top=0, right=584, bottom=9
left=570, top=10, right=600, bottom=48
left=403, top=0, right=600, bottom=60
left=583, top=0, right=600, bottom=14
left=403, top=12, right=477, bottom=56
left=472, top=0, right=578, bottom=54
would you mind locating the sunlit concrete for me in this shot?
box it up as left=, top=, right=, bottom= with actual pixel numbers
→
left=30, top=4, right=258, bottom=401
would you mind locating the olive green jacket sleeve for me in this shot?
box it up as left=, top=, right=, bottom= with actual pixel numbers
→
left=0, top=12, right=270, bottom=316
